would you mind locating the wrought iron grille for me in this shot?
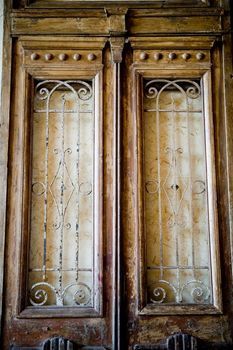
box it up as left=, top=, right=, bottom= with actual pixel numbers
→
left=28, top=79, right=94, bottom=307
left=143, top=78, right=212, bottom=305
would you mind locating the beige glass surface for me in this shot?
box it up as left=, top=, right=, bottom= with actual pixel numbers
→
left=28, top=80, right=94, bottom=307
left=143, top=79, right=212, bottom=305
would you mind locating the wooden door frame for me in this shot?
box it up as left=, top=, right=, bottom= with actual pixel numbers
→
left=0, top=0, right=12, bottom=331
left=1, top=1, right=233, bottom=349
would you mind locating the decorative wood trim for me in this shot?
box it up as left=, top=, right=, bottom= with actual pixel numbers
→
left=0, top=0, right=12, bottom=329
left=129, top=36, right=216, bottom=50
left=128, top=15, right=222, bottom=35
left=110, top=37, right=125, bottom=64
left=128, top=7, right=223, bottom=17
left=11, top=16, right=109, bottom=35
left=132, top=49, right=210, bottom=65
left=20, top=0, right=211, bottom=9
left=19, top=36, right=107, bottom=67
left=10, top=7, right=224, bottom=36
left=107, top=9, right=127, bottom=36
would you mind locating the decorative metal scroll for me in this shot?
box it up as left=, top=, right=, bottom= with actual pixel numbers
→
left=28, top=80, right=94, bottom=307
left=143, top=79, right=212, bottom=305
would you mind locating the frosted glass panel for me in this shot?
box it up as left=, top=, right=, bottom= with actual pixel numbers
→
left=28, top=80, right=94, bottom=307
left=143, top=79, right=212, bottom=305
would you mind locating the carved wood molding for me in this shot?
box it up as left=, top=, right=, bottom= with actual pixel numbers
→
left=17, top=0, right=211, bottom=9
left=110, top=37, right=125, bottom=63
left=14, top=0, right=210, bottom=8
left=10, top=5, right=224, bottom=36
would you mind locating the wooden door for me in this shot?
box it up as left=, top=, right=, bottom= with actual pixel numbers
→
left=121, top=37, right=232, bottom=349
left=1, top=1, right=233, bottom=349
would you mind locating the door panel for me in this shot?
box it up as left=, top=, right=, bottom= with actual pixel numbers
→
left=121, top=38, right=232, bottom=348
left=140, top=73, right=220, bottom=312
left=2, top=38, right=114, bottom=348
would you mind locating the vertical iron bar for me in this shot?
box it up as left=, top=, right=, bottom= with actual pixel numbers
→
left=75, top=91, right=80, bottom=283
left=156, top=88, right=164, bottom=280
left=58, top=95, right=66, bottom=300
left=171, top=95, right=180, bottom=302
left=186, top=92, right=196, bottom=280
left=42, top=89, right=50, bottom=281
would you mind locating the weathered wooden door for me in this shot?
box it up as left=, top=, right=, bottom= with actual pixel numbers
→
left=1, top=1, right=233, bottom=349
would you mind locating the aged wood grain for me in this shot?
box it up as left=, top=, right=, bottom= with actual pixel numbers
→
left=0, top=0, right=12, bottom=335
left=1, top=0, right=233, bottom=349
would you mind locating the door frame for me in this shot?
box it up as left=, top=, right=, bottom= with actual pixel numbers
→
left=1, top=1, right=233, bottom=349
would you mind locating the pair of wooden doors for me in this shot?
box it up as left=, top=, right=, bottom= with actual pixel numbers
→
left=1, top=1, right=233, bottom=349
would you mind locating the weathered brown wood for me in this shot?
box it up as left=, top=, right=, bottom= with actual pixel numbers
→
left=215, top=3, right=233, bottom=342
left=0, top=0, right=12, bottom=332
left=121, top=30, right=233, bottom=350
left=128, top=15, right=222, bottom=35
left=16, top=0, right=211, bottom=9
left=11, top=16, right=109, bottom=35
left=1, top=0, right=233, bottom=349
left=1, top=40, right=114, bottom=348
left=10, top=15, right=224, bottom=37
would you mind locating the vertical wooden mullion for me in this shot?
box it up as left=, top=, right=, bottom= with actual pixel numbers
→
left=112, top=61, right=122, bottom=350
left=110, top=33, right=125, bottom=350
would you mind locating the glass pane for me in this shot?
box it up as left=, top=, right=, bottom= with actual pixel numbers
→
left=143, top=78, right=212, bottom=305
left=28, top=79, right=94, bottom=307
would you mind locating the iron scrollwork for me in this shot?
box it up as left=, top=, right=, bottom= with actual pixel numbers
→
left=28, top=80, right=94, bottom=307
left=143, top=78, right=212, bottom=305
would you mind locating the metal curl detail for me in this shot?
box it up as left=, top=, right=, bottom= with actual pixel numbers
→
left=30, top=289, right=48, bottom=306
left=77, top=87, right=92, bottom=101
left=65, top=148, right=72, bottom=155
left=29, top=282, right=56, bottom=306
left=144, top=85, right=158, bottom=99
left=53, top=148, right=60, bottom=154
left=62, top=282, right=92, bottom=306
left=73, top=283, right=92, bottom=306
left=53, top=222, right=61, bottom=230
left=79, top=182, right=92, bottom=196
left=149, top=280, right=177, bottom=304
left=193, top=180, right=206, bottom=195
left=148, top=279, right=210, bottom=304
left=186, top=84, right=201, bottom=99
left=165, top=147, right=183, bottom=154
left=34, top=80, right=93, bottom=103
left=144, top=79, right=201, bottom=101
left=181, top=280, right=210, bottom=304
left=29, top=281, right=92, bottom=307
left=36, top=87, right=50, bottom=101
left=65, top=222, right=71, bottom=230
left=151, top=287, right=166, bottom=304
